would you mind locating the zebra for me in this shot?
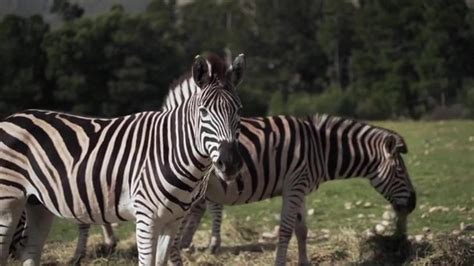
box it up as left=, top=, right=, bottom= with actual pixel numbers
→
left=176, top=114, right=417, bottom=265
left=0, top=53, right=245, bottom=266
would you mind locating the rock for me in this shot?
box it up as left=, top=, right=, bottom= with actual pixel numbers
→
left=421, top=213, right=428, bottom=219
left=384, top=204, right=392, bottom=210
left=307, top=208, right=315, bottom=216
left=441, top=207, right=450, bottom=212
left=367, top=214, right=376, bottom=218
left=363, top=202, right=372, bottom=208
left=407, top=235, right=414, bottom=241
left=357, top=214, right=365, bottom=219
left=364, top=229, right=375, bottom=237
left=320, top=229, right=330, bottom=234
left=245, top=216, right=251, bottom=221
left=356, top=200, right=363, bottom=206
left=414, top=234, right=424, bottom=242
left=375, top=224, right=385, bottom=235
left=422, top=227, right=431, bottom=233
left=419, top=204, right=427, bottom=210
left=274, top=214, right=280, bottom=221
left=344, top=202, right=352, bottom=210
left=273, top=226, right=280, bottom=235
left=381, top=220, right=390, bottom=227
left=262, top=232, right=277, bottom=240
left=318, top=234, right=329, bottom=241
left=426, top=233, right=433, bottom=240
left=429, top=206, right=450, bottom=213
left=382, top=210, right=395, bottom=220
left=452, top=229, right=461, bottom=236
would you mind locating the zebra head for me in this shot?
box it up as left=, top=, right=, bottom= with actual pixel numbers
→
left=370, top=133, right=416, bottom=217
left=192, top=54, right=245, bottom=182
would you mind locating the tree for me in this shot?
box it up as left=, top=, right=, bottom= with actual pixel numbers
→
left=318, top=0, right=356, bottom=89
left=50, top=0, right=84, bottom=22
left=44, top=5, right=183, bottom=116
left=414, top=0, right=470, bottom=110
left=0, top=15, right=52, bottom=117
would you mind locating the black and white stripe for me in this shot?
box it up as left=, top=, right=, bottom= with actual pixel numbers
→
left=53, top=74, right=416, bottom=265
left=0, top=54, right=245, bottom=266
left=178, top=114, right=417, bottom=265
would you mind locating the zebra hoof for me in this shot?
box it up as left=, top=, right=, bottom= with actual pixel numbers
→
left=209, top=241, right=221, bottom=254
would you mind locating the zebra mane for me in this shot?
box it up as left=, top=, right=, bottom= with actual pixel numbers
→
left=309, top=113, right=408, bottom=152
left=161, top=53, right=230, bottom=110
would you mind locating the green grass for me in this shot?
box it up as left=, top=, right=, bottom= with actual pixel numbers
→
left=41, top=120, right=474, bottom=264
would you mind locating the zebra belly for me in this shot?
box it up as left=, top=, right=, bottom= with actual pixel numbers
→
left=205, top=172, right=283, bottom=205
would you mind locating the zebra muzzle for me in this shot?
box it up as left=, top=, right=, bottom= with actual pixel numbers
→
left=214, top=141, right=243, bottom=180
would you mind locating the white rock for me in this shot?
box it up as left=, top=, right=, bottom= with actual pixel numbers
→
left=367, top=214, right=376, bottom=218
left=262, top=232, right=277, bottom=239
left=421, top=213, right=428, bottom=219
left=384, top=204, right=392, bottom=210
left=307, top=208, right=315, bottom=216
left=381, top=220, right=390, bottom=227
left=273, top=226, right=280, bottom=235
left=452, top=229, right=461, bottom=236
left=407, top=235, right=414, bottom=241
left=356, top=200, right=363, bottom=206
left=274, top=214, right=280, bottom=221
left=419, top=204, right=427, bottom=210
left=414, top=234, right=424, bottom=242
left=245, top=216, right=251, bottom=221
left=363, top=202, right=372, bottom=208
left=422, top=227, right=431, bottom=233
left=382, top=211, right=395, bottom=220
left=357, top=214, right=365, bottom=219
left=344, top=202, right=352, bottom=210
left=441, top=207, right=450, bottom=212
left=320, top=229, right=330, bottom=234
left=375, top=224, right=385, bottom=235
left=426, top=233, right=433, bottom=240
left=428, top=207, right=439, bottom=213
left=365, top=229, right=375, bottom=237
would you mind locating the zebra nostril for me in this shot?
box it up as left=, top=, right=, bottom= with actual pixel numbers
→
left=216, top=158, right=225, bottom=171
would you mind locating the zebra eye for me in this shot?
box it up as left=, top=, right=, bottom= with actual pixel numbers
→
left=200, top=107, right=209, bottom=118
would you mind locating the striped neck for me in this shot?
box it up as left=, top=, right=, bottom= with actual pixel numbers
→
left=310, top=114, right=383, bottom=181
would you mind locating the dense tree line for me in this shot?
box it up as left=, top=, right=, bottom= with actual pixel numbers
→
left=1, top=0, right=473, bottom=119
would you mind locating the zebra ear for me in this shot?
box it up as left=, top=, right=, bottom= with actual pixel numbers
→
left=384, top=135, right=397, bottom=156
left=396, top=140, right=408, bottom=154
left=193, top=55, right=211, bottom=88
left=226, top=53, right=245, bottom=88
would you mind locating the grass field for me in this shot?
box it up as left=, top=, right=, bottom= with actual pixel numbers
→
left=26, top=121, right=474, bottom=264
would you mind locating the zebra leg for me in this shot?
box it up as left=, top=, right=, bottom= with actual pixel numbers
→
left=0, top=195, right=26, bottom=266
left=69, top=224, right=91, bottom=265
left=207, top=201, right=223, bottom=254
left=19, top=203, right=54, bottom=266
left=9, top=211, right=28, bottom=260
left=101, top=224, right=117, bottom=254
left=275, top=193, right=305, bottom=266
left=155, top=218, right=183, bottom=265
left=168, top=219, right=186, bottom=266
left=135, top=215, right=158, bottom=266
left=294, top=200, right=310, bottom=265
left=180, top=198, right=206, bottom=249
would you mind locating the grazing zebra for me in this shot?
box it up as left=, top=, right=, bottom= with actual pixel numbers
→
left=0, top=53, right=245, bottom=266
left=175, top=114, right=417, bottom=265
